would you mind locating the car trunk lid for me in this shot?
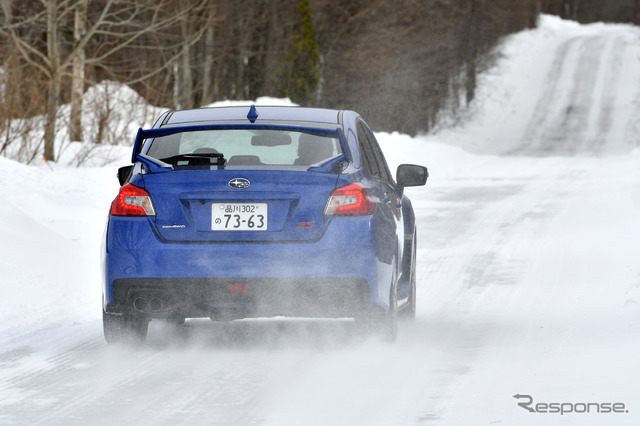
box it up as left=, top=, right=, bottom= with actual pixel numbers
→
left=142, top=169, right=338, bottom=242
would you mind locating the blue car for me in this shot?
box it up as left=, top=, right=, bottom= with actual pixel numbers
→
left=102, top=105, right=427, bottom=343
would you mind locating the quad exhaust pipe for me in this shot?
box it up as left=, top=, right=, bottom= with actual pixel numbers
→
left=133, top=297, right=164, bottom=313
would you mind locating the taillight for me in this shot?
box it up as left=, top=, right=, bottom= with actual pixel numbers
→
left=110, top=184, right=156, bottom=216
left=324, top=183, right=376, bottom=216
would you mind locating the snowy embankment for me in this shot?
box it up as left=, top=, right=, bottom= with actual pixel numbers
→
left=1, top=14, right=640, bottom=426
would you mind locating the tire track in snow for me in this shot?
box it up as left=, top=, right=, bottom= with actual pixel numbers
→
left=518, top=36, right=602, bottom=154
left=519, top=36, right=579, bottom=153
left=408, top=156, right=585, bottom=423
left=586, top=34, right=623, bottom=153
left=549, top=36, right=603, bottom=153
left=0, top=319, right=363, bottom=426
left=515, top=33, right=627, bottom=156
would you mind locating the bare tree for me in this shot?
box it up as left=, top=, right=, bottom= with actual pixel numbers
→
left=201, top=24, right=215, bottom=105
left=177, top=3, right=194, bottom=110
left=0, top=0, right=207, bottom=161
left=69, top=0, right=87, bottom=142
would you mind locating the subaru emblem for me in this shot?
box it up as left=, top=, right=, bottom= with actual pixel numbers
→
left=228, top=178, right=250, bottom=190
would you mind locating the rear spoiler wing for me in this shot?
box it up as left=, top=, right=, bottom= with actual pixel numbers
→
left=131, top=124, right=350, bottom=171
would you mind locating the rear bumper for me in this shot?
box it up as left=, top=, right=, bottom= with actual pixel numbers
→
left=103, top=215, right=394, bottom=318
left=106, top=277, right=372, bottom=319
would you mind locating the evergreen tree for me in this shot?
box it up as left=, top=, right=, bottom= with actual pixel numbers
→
left=278, top=0, right=320, bottom=104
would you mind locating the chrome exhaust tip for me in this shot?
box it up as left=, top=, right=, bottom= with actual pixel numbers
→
left=133, top=297, right=147, bottom=312
left=149, top=298, right=163, bottom=311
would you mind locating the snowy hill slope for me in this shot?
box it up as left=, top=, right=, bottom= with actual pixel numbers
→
left=430, top=15, right=640, bottom=156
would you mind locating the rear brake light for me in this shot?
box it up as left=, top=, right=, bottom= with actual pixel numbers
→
left=110, top=184, right=156, bottom=216
left=324, top=183, right=376, bottom=216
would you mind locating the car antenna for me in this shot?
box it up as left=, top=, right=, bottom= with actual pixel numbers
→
left=247, top=104, right=258, bottom=123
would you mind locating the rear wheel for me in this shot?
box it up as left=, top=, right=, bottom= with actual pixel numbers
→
left=356, top=261, right=399, bottom=342
left=383, top=281, right=398, bottom=342
left=103, top=311, right=149, bottom=344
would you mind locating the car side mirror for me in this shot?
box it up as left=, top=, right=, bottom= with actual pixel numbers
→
left=396, top=164, right=428, bottom=191
left=117, top=165, right=134, bottom=186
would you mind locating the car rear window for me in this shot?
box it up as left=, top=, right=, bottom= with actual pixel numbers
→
left=146, top=129, right=342, bottom=168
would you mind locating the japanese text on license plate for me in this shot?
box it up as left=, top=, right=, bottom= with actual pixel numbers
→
left=212, top=203, right=267, bottom=231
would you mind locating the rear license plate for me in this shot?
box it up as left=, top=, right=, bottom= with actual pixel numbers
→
left=212, top=203, right=267, bottom=231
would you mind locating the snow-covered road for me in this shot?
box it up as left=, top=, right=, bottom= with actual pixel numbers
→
left=1, top=15, right=640, bottom=426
